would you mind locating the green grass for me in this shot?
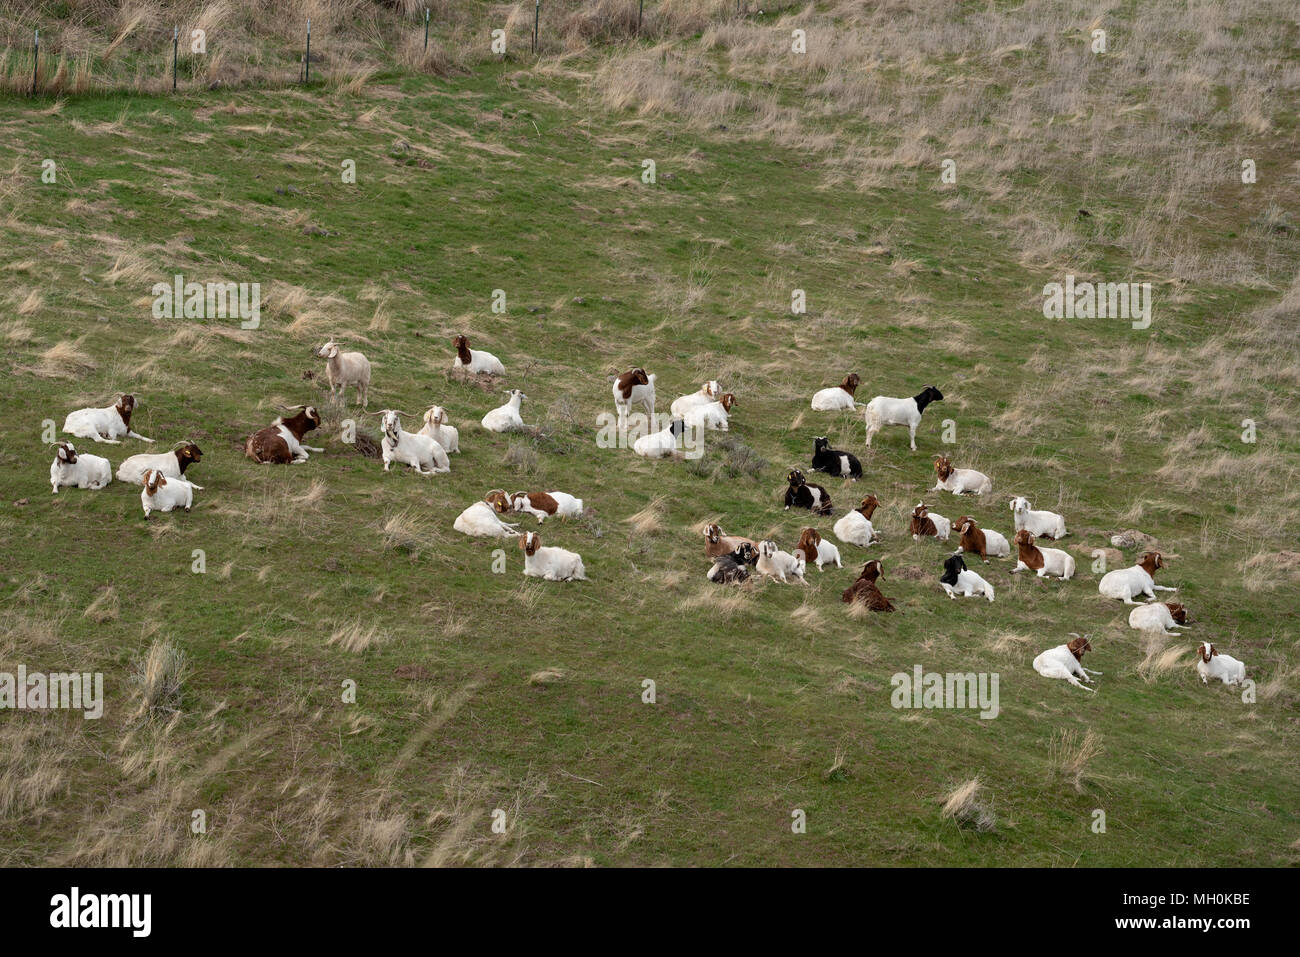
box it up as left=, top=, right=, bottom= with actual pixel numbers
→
left=0, top=44, right=1296, bottom=866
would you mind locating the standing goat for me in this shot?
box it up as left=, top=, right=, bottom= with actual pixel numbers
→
left=316, top=340, right=371, bottom=408
left=863, top=385, right=943, bottom=450
left=669, top=381, right=722, bottom=418
left=611, top=368, right=656, bottom=431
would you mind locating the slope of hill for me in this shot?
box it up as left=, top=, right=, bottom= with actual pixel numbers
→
left=1, top=0, right=1296, bottom=866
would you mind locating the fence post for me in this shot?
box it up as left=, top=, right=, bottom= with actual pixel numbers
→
left=304, top=19, right=311, bottom=84
left=424, top=8, right=430, bottom=52
left=638, top=0, right=643, bottom=35
left=532, top=0, right=539, bottom=54
left=172, top=26, right=179, bottom=91
left=32, top=29, right=39, bottom=96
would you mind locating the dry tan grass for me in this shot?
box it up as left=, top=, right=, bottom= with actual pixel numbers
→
left=939, top=777, right=996, bottom=831
left=327, top=619, right=389, bottom=653
left=1048, top=728, right=1103, bottom=793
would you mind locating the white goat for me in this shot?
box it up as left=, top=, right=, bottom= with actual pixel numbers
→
left=454, top=492, right=521, bottom=538
left=1128, top=601, right=1190, bottom=636
left=1098, top=552, right=1175, bottom=604
left=811, top=373, right=861, bottom=412
left=670, top=381, right=721, bottom=418
left=1196, top=642, right=1246, bottom=686
left=419, top=406, right=460, bottom=453
left=1032, top=636, right=1101, bottom=692
left=50, top=442, right=112, bottom=494
left=375, top=410, right=449, bottom=474
left=755, top=540, right=807, bottom=584
left=932, top=456, right=992, bottom=495
left=63, top=394, right=153, bottom=444
left=863, top=385, right=943, bottom=450
left=633, top=419, right=691, bottom=459
left=1010, top=496, right=1067, bottom=539
left=481, top=390, right=528, bottom=433
left=684, top=393, right=734, bottom=432
left=520, top=531, right=586, bottom=581
left=316, top=340, right=371, bottom=407
left=140, top=468, right=195, bottom=519
left=117, top=443, right=204, bottom=489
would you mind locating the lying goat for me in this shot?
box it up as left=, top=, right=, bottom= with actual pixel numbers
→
left=375, top=410, right=449, bottom=474
left=454, top=491, right=521, bottom=537
left=669, top=380, right=721, bottom=418
left=419, top=406, right=460, bottom=453
left=684, top=393, right=735, bottom=432
left=245, top=405, right=324, bottom=464
left=63, top=394, right=153, bottom=444
left=1011, top=529, right=1075, bottom=579
left=453, top=335, right=505, bottom=376
left=707, top=541, right=758, bottom=583
left=784, top=469, right=832, bottom=515
left=796, top=527, right=842, bottom=570
left=1009, top=496, right=1067, bottom=539
left=1128, top=601, right=1190, bottom=635
left=939, top=554, right=994, bottom=602
left=756, top=540, right=807, bottom=584
left=140, top=468, right=196, bottom=519
left=1032, top=635, right=1100, bottom=692
left=704, top=523, right=758, bottom=560
left=841, top=560, right=895, bottom=611
left=834, top=495, right=881, bottom=547
left=482, top=390, right=529, bottom=433
left=509, top=491, right=583, bottom=522
left=810, top=373, right=861, bottom=412
left=520, top=531, right=586, bottom=581
left=932, top=455, right=992, bottom=495
left=1097, top=551, right=1175, bottom=604
left=50, top=442, right=112, bottom=493
left=953, top=516, right=1010, bottom=561
left=1196, top=642, right=1246, bottom=686
left=118, top=442, right=204, bottom=489
left=812, top=437, right=862, bottom=479
left=910, top=502, right=951, bottom=542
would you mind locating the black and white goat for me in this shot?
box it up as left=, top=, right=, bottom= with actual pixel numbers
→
left=811, top=437, right=862, bottom=479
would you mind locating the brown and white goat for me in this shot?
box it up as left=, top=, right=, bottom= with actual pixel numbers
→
left=245, top=406, right=324, bottom=464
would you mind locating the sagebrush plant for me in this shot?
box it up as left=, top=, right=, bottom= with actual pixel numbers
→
left=0, top=0, right=1296, bottom=866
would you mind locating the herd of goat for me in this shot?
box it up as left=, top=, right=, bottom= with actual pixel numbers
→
left=46, top=335, right=1247, bottom=693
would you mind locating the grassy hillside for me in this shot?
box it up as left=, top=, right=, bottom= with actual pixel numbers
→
left=1, top=0, right=1297, bottom=866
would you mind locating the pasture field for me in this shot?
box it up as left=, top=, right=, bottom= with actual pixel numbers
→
left=0, top=0, right=1297, bottom=867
